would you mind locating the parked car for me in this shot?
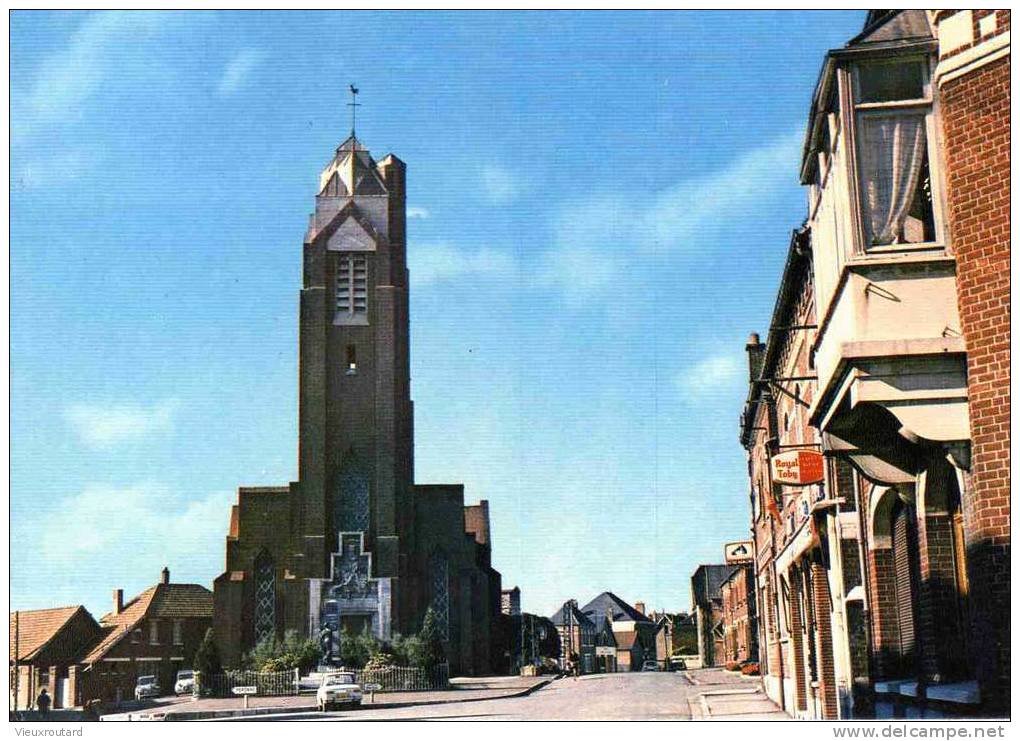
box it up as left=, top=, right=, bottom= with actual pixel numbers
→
left=316, top=672, right=363, bottom=711
left=174, top=670, right=195, bottom=696
left=668, top=656, right=687, bottom=671
left=134, top=675, right=161, bottom=700
left=641, top=660, right=659, bottom=672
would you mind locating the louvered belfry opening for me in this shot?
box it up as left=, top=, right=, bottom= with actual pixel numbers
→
left=890, top=496, right=919, bottom=673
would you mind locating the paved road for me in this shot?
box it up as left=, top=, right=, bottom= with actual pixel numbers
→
left=257, top=672, right=698, bottom=721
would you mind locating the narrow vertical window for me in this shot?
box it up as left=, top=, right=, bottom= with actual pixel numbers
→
left=346, top=344, right=357, bottom=374
left=336, top=255, right=368, bottom=323
left=254, top=551, right=276, bottom=647
left=149, top=620, right=159, bottom=645
left=173, top=620, right=183, bottom=646
left=429, top=550, right=450, bottom=640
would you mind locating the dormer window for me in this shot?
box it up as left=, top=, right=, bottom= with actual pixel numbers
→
left=852, top=57, right=939, bottom=248
left=336, top=254, right=368, bottom=324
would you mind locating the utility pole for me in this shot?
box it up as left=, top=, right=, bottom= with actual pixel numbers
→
left=13, top=611, right=19, bottom=713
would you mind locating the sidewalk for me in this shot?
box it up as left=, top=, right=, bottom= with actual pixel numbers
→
left=101, top=676, right=551, bottom=721
left=686, top=668, right=788, bottom=720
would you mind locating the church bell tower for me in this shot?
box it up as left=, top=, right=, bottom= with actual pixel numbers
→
left=295, top=130, right=414, bottom=642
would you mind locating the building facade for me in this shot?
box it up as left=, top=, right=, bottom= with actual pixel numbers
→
left=549, top=600, right=596, bottom=674
left=212, top=133, right=502, bottom=676
left=689, top=565, right=736, bottom=669
left=10, top=607, right=104, bottom=710
left=740, top=9, right=1009, bottom=719
left=720, top=565, right=758, bottom=666
left=78, top=569, right=213, bottom=705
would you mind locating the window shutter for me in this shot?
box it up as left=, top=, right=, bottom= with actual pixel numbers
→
left=892, top=501, right=917, bottom=661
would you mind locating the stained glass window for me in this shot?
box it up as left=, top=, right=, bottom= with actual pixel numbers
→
left=336, top=470, right=370, bottom=533
left=429, top=550, right=450, bottom=640
left=254, top=551, right=276, bottom=646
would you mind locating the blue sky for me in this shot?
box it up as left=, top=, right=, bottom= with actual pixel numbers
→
left=10, top=10, right=865, bottom=619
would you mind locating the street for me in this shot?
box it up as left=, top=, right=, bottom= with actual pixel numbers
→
left=254, top=672, right=700, bottom=721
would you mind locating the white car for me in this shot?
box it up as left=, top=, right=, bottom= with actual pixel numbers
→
left=316, top=672, right=363, bottom=711
left=174, top=670, right=195, bottom=695
left=134, top=675, right=161, bottom=700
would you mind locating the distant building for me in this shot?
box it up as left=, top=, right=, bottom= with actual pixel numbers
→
left=720, top=564, right=757, bottom=665
left=690, top=565, right=737, bottom=668
left=9, top=606, right=103, bottom=710
left=501, top=587, right=521, bottom=616
left=580, top=592, right=656, bottom=672
left=549, top=600, right=596, bottom=674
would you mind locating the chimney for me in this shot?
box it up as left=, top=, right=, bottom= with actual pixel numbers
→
left=160, top=566, right=170, bottom=585
left=746, top=332, right=766, bottom=383
left=113, top=589, right=123, bottom=615
left=635, top=601, right=646, bottom=616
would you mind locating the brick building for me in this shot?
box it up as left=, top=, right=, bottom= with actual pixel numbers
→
left=740, top=10, right=1009, bottom=719
left=10, top=606, right=103, bottom=710
left=720, top=565, right=757, bottom=666
left=212, top=132, right=502, bottom=676
left=579, top=592, right=656, bottom=672
left=929, top=9, right=1010, bottom=713
left=78, top=568, right=213, bottom=704
left=689, top=565, right=736, bottom=668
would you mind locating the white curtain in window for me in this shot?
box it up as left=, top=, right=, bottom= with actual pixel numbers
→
left=858, top=114, right=927, bottom=245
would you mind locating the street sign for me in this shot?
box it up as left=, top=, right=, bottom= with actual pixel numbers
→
left=770, top=449, right=824, bottom=486
left=231, top=686, right=257, bottom=695
left=724, top=541, right=753, bottom=564
left=595, top=647, right=616, bottom=657
left=362, top=683, right=382, bottom=691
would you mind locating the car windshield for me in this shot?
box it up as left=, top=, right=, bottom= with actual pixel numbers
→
left=177, top=671, right=193, bottom=679
left=325, top=674, right=355, bottom=685
left=138, top=676, right=156, bottom=685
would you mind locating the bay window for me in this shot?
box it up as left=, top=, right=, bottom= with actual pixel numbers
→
left=852, top=56, right=939, bottom=248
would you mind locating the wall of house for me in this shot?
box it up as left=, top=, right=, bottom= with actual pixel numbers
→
left=933, top=8, right=1011, bottom=713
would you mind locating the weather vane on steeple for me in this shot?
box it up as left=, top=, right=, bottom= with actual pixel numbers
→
left=348, top=84, right=361, bottom=138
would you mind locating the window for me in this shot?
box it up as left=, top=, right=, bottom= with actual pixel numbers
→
left=173, top=620, right=183, bottom=646
left=336, top=469, right=370, bottom=533
left=429, top=550, right=450, bottom=641
left=853, top=57, right=938, bottom=248
left=132, top=629, right=142, bottom=644
left=345, top=344, right=357, bottom=374
left=336, top=254, right=368, bottom=322
left=149, top=620, right=159, bottom=645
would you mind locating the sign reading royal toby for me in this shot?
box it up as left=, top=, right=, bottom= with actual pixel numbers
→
left=724, top=541, right=753, bottom=564
left=770, top=448, right=824, bottom=486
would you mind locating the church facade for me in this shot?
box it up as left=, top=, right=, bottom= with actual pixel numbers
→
left=212, top=134, right=502, bottom=676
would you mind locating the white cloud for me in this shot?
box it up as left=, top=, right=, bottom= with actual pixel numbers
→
left=409, top=241, right=516, bottom=288
left=407, top=206, right=431, bottom=219
left=65, top=399, right=178, bottom=450
left=13, top=11, right=178, bottom=140
left=675, top=354, right=743, bottom=398
left=218, top=48, right=264, bottom=96
left=542, top=129, right=803, bottom=302
left=39, top=481, right=229, bottom=576
left=480, top=165, right=524, bottom=205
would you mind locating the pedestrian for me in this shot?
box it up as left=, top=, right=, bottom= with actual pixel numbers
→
left=36, top=688, right=51, bottom=715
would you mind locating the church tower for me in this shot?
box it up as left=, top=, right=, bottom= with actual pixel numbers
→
left=213, top=110, right=501, bottom=674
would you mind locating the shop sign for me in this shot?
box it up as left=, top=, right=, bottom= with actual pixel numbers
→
left=770, top=449, right=824, bottom=486
left=724, top=541, right=753, bottom=564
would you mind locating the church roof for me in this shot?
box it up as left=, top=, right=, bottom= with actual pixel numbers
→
left=9, top=606, right=90, bottom=662
left=319, top=135, right=387, bottom=197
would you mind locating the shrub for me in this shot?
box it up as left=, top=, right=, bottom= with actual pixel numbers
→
left=724, top=661, right=741, bottom=672
left=741, top=662, right=760, bottom=676
left=416, top=607, right=447, bottom=669
left=244, top=630, right=320, bottom=673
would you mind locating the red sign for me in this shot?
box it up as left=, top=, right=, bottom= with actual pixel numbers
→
left=770, top=449, right=825, bottom=486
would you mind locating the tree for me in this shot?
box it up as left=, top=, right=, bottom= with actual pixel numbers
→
left=193, top=629, right=222, bottom=690
left=245, top=630, right=321, bottom=673
left=416, top=607, right=446, bottom=668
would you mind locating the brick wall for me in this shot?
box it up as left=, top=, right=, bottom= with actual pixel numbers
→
left=938, top=42, right=1010, bottom=710
left=811, top=561, right=838, bottom=719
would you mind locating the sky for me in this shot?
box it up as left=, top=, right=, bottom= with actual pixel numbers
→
left=10, top=10, right=866, bottom=620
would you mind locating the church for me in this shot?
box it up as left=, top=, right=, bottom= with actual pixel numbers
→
left=212, top=128, right=502, bottom=676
